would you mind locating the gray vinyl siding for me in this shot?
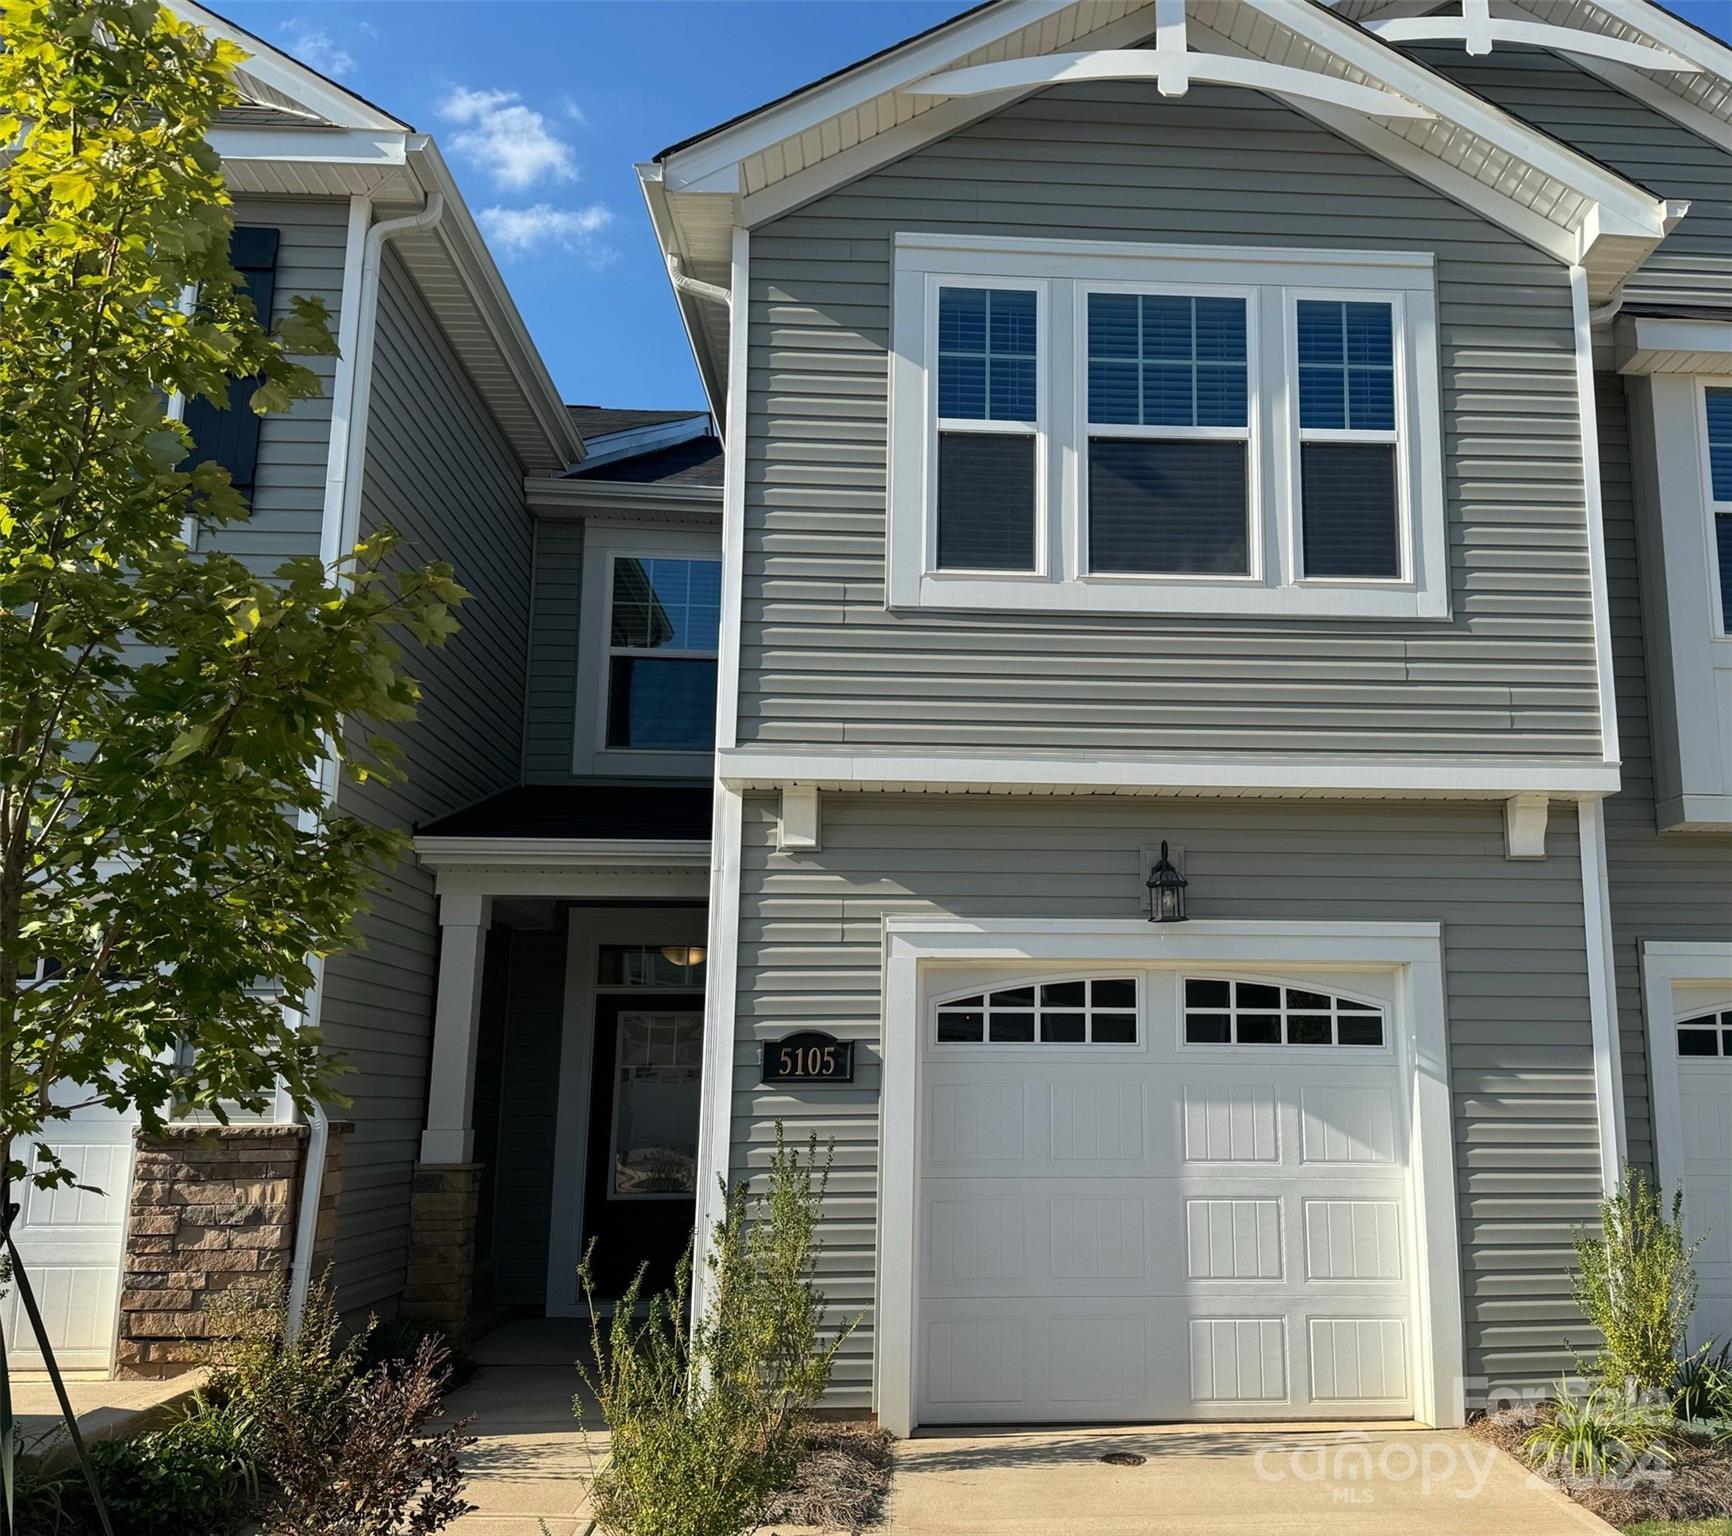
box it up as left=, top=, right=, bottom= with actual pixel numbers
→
left=1595, top=375, right=1732, bottom=1177
left=741, top=83, right=1602, bottom=761
left=523, top=520, right=584, bottom=781
left=1403, top=45, right=1732, bottom=311
left=487, top=928, right=566, bottom=1308
left=321, top=245, right=533, bottom=1315
left=731, top=794, right=1603, bottom=1409
left=203, top=197, right=350, bottom=571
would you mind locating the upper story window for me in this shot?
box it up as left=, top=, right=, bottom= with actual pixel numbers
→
left=889, top=234, right=1447, bottom=620
left=1085, top=292, right=1250, bottom=576
left=935, top=284, right=1041, bottom=571
left=1706, top=385, right=1732, bottom=634
left=574, top=523, right=721, bottom=776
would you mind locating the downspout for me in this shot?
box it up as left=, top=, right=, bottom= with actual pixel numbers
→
left=667, top=255, right=733, bottom=311
left=287, top=191, right=448, bottom=1342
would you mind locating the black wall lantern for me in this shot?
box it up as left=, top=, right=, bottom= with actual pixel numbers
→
left=1146, top=841, right=1188, bottom=923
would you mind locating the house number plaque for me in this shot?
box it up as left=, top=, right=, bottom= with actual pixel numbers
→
left=761, top=1031, right=854, bottom=1085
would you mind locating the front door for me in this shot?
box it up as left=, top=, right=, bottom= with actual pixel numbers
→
left=580, top=993, right=704, bottom=1299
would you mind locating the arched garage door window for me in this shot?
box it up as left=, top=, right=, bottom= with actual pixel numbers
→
left=934, top=975, right=1138, bottom=1045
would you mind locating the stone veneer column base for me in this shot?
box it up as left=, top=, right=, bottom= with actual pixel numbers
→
left=399, top=1162, right=482, bottom=1346
left=117, top=1120, right=352, bottom=1380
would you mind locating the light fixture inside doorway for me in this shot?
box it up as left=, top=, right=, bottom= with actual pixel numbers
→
left=1146, top=842, right=1188, bottom=924
left=661, top=944, right=708, bottom=968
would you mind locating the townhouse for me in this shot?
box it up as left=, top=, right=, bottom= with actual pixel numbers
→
left=10, top=0, right=1729, bottom=1438
left=640, top=0, right=1732, bottom=1431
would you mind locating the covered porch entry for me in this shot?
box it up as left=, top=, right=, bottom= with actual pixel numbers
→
left=410, top=786, right=712, bottom=1337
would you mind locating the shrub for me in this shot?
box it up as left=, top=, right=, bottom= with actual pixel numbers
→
left=577, top=1125, right=856, bottom=1536
left=254, top=1334, right=475, bottom=1536
left=360, top=1314, right=476, bottom=1391
left=1523, top=1381, right=1677, bottom=1480
left=1675, top=1338, right=1732, bottom=1424
left=203, top=1273, right=475, bottom=1536
left=202, top=1272, right=361, bottom=1436
left=55, top=1394, right=260, bottom=1536
left=1571, top=1169, right=1701, bottom=1395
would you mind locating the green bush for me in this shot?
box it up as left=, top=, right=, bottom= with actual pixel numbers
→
left=1522, top=1381, right=1677, bottom=1480
left=577, top=1125, right=857, bottom=1536
left=55, top=1395, right=260, bottom=1536
left=1571, top=1169, right=1702, bottom=1395
left=1675, top=1338, right=1732, bottom=1424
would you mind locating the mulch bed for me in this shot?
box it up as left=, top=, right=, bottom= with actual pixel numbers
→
left=1467, top=1406, right=1732, bottom=1528
left=760, top=1423, right=894, bottom=1535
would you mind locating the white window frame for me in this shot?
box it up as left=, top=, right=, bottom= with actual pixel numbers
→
left=1286, top=288, right=1412, bottom=588
left=888, top=233, right=1448, bottom=619
left=926, top=274, right=1050, bottom=579
left=1075, top=278, right=1262, bottom=585
left=572, top=521, right=722, bottom=777
left=1701, top=377, right=1732, bottom=640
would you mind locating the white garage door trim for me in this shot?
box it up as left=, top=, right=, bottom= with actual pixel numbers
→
left=878, top=918, right=1463, bottom=1435
left=1642, top=939, right=1732, bottom=1355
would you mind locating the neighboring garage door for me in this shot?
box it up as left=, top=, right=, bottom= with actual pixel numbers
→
left=917, top=968, right=1415, bottom=1424
left=1672, top=997, right=1732, bottom=1352
left=2, top=1102, right=135, bottom=1373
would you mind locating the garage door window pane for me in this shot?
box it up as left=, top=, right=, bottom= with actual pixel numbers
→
left=936, top=977, right=1140, bottom=1044
left=1183, top=978, right=1386, bottom=1048
left=1677, top=1011, right=1729, bottom=1057
left=937, top=1009, right=983, bottom=1043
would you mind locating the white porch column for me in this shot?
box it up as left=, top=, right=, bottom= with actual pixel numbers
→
left=419, top=892, right=492, bottom=1164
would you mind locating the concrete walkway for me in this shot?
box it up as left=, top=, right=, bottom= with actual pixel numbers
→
left=882, top=1422, right=1615, bottom=1536
left=8, top=1370, right=204, bottom=1465
left=442, top=1319, right=605, bottom=1536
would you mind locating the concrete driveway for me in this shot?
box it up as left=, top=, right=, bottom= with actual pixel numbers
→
left=881, top=1422, right=1614, bottom=1536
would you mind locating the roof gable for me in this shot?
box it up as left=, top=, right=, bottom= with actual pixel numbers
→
left=642, top=0, right=1677, bottom=411
left=1335, top=0, right=1732, bottom=144
left=173, top=2, right=410, bottom=132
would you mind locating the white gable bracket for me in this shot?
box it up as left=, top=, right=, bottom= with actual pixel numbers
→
left=907, top=49, right=1436, bottom=118
left=1367, top=13, right=1699, bottom=71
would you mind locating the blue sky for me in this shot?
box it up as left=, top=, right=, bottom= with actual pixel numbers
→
left=220, top=0, right=1732, bottom=416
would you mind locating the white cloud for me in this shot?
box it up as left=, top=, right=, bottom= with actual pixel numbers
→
left=440, top=87, right=576, bottom=191
left=478, top=202, right=616, bottom=264
left=280, top=19, right=356, bottom=79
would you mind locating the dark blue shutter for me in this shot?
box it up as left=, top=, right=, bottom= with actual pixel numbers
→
left=181, top=226, right=279, bottom=494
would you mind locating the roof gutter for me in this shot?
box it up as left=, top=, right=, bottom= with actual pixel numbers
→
left=638, top=161, right=731, bottom=423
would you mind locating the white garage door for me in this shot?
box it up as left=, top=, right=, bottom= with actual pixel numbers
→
left=2, top=1103, right=134, bottom=1373
left=1673, top=999, right=1732, bottom=1353
left=917, top=968, right=1415, bottom=1424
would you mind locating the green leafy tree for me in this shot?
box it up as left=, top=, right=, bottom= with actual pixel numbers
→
left=0, top=0, right=466, bottom=1195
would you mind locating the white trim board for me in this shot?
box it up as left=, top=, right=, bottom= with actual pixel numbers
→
left=717, top=747, right=1622, bottom=799
left=544, top=905, right=710, bottom=1316
left=690, top=785, right=745, bottom=1324
left=874, top=917, right=1465, bottom=1435
left=1569, top=266, right=1622, bottom=769
left=1578, top=798, right=1626, bottom=1192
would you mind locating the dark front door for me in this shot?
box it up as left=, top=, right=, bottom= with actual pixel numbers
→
left=581, top=992, right=704, bottom=1300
